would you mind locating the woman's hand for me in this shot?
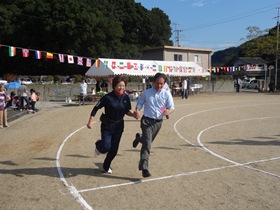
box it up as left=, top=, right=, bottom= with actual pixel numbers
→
left=87, top=116, right=94, bottom=129
left=134, top=110, right=141, bottom=119
left=87, top=122, right=92, bottom=129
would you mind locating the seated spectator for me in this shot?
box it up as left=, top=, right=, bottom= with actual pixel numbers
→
left=11, top=96, right=20, bottom=110
left=6, top=91, right=16, bottom=107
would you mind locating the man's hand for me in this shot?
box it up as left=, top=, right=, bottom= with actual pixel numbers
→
left=134, top=110, right=141, bottom=119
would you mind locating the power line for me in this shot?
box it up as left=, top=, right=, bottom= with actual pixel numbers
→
left=182, top=4, right=279, bottom=32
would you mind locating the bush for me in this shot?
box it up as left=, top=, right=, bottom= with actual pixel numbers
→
left=3, top=73, right=17, bottom=82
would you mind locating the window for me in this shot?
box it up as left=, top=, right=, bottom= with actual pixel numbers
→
left=194, top=55, right=201, bottom=63
left=174, top=54, right=182, bottom=61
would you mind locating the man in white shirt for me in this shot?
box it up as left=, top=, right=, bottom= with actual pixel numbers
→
left=133, top=73, right=175, bottom=178
left=80, top=79, right=87, bottom=105
left=182, top=78, right=189, bottom=99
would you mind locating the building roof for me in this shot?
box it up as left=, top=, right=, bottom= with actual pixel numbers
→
left=235, top=57, right=268, bottom=65
left=142, top=45, right=214, bottom=53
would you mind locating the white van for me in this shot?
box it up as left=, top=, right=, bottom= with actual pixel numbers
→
left=17, top=78, right=33, bottom=85
left=247, top=80, right=259, bottom=89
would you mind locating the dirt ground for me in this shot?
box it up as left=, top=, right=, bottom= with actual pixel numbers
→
left=1, top=92, right=280, bottom=210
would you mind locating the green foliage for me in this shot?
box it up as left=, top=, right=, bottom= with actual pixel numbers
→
left=212, top=25, right=278, bottom=66
left=240, top=27, right=277, bottom=63
left=0, top=0, right=173, bottom=76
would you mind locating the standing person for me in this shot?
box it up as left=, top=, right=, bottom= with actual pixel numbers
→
left=17, top=82, right=31, bottom=111
left=178, top=77, right=182, bottom=97
left=87, top=75, right=137, bottom=174
left=96, top=80, right=101, bottom=93
left=133, top=73, right=175, bottom=178
left=182, top=77, right=190, bottom=99
left=29, top=89, right=37, bottom=113
left=269, top=81, right=275, bottom=92
left=236, top=77, right=242, bottom=92
left=182, top=78, right=187, bottom=99
left=0, top=84, right=10, bottom=128
left=100, top=80, right=108, bottom=92
left=80, top=79, right=88, bottom=105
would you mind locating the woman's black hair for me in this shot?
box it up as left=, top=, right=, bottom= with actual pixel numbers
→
left=112, top=75, right=127, bottom=88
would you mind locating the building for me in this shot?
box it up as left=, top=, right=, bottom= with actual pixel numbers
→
left=234, top=57, right=270, bottom=78
left=141, top=46, right=214, bottom=71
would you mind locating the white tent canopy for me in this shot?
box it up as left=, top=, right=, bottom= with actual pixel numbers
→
left=85, top=58, right=210, bottom=77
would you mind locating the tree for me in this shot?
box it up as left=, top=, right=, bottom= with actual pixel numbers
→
left=240, top=26, right=268, bottom=42
left=212, top=25, right=278, bottom=67
left=0, top=0, right=173, bottom=76
left=240, top=26, right=277, bottom=63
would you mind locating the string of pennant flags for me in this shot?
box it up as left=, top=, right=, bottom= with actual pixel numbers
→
left=210, top=66, right=243, bottom=73
left=0, top=43, right=97, bottom=67
left=1, top=43, right=259, bottom=73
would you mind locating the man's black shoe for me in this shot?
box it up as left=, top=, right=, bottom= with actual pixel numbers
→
left=133, top=133, right=141, bottom=148
left=142, top=169, right=151, bottom=178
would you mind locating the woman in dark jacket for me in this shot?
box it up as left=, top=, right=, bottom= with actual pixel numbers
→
left=87, top=75, right=137, bottom=174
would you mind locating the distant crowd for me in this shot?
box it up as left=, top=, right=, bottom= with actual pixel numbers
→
left=0, top=82, right=40, bottom=129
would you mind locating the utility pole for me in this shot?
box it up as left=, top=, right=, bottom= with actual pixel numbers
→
left=174, top=29, right=183, bottom=47
left=274, top=7, right=280, bottom=91
left=173, top=23, right=183, bottom=47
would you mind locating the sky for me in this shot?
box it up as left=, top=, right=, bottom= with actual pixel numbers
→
left=135, top=0, right=280, bottom=52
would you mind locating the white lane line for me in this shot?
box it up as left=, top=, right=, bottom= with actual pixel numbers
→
left=174, top=102, right=280, bottom=146
left=175, top=99, right=280, bottom=107
left=197, top=116, right=280, bottom=179
left=77, top=155, right=280, bottom=193
left=57, top=100, right=280, bottom=208
left=56, top=125, right=93, bottom=210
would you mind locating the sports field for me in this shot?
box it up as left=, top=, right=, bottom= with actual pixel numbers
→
left=1, top=92, right=280, bottom=210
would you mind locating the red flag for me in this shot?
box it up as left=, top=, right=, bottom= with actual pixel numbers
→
left=112, top=61, right=116, bottom=69
left=22, top=48, right=29, bottom=57
left=127, top=62, right=132, bottom=70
